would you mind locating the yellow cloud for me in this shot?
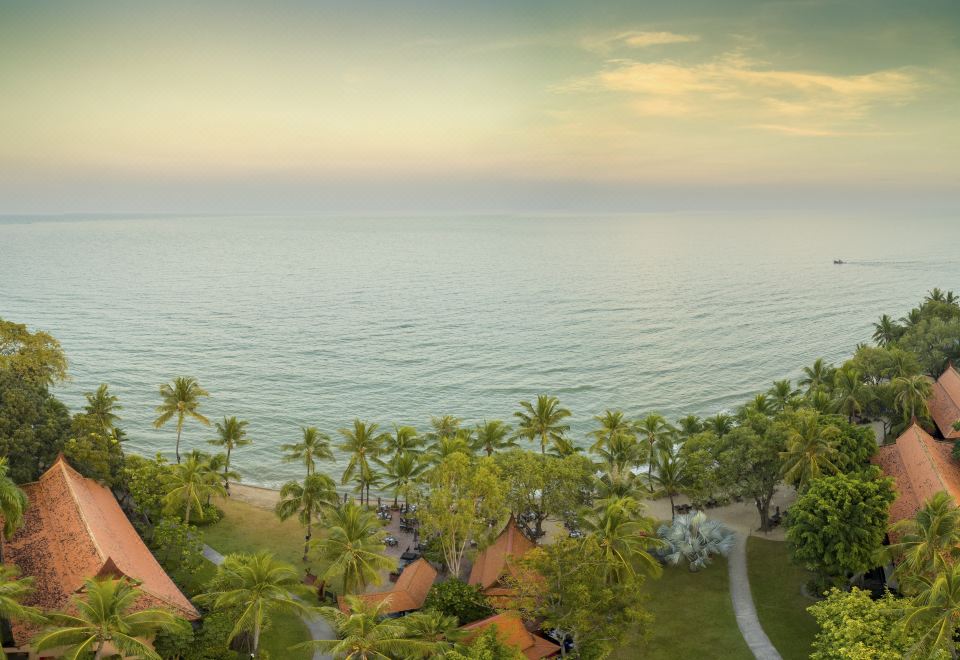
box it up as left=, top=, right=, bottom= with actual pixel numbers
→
left=581, top=31, right=699, bottom=53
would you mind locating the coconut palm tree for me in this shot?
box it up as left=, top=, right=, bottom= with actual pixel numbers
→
left=472, top=420, right=516, bottom=457
left=153, top=376, right=210, bottom=464
left=635, top=413, right=674, bottom=488
left=513, top=395, right=572, bottom=455
left=926, top=288, right=949, bottom=304
left=779, top=410, right=841, bottom=490
left=427, top=415, right=462, bottom=442
left=198, top=552, right=313, bottom=659
left=383, top=453, right=427, bottom=509
left=401, top=609, right=466, bottom=657
left=703, top=412, right=735, bottom=438
left=888, top=491, right=960, bottom=584
left=426, top=433, right=474, bottom=465
left=203, top=452, right=241, bottom=501
left=901, top=561, right=960, bottom=657
left=675, top=414, right=704, bottom=439
left=311, top=503, right=396, bottom=595
left=588, top=410, right=635, bottom=453
left=799, top=358, right=835, bottom=395
left=0, top=457, right=28, bottom=539
left=657, top=511, right=735, bottom=571
left=548, top=436, right=584, bottom=458
left=0, top=564, right=44, bottom=640
left=33, top=577, right=188, bottom=660
left=300, top=596, right=438, bottom=659
left=338, top=420, right=388, bottom=506
left=594, top=433, right=642, bottom=479
left=740, top=394, right=776, bottom=418
left=83, top=383, right=122, bottom=432
left=768, top=379, right=800, bottom=412
left=208, top=416, right=252, bottom=494
left=872, top=314, right=902, bottom=347
left=384, top=425, right=424, bottom=465
left=650, top=446, right=689, bottom=520
left=893, top=374, right=933, bottom=422
left=832, top=367, right=872, bottom=423
left=163, top=454, right=227, bottom=525
left=276, top=474, right=340, bottom=561
left=901, top=308, right=923, bottom=329
left=282, top=426, right=334, bottom=479
left=580, top=498, right=663, bottom=583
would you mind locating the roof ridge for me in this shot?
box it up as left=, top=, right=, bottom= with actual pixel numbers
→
left=910, top=426, right=952, bottom=495
left=52, top=458, right=108, bottom=565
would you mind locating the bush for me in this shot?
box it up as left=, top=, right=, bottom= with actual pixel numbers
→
left=423, top=579, right=493, bottom=625
left=657, top=511, right=734, bottom=571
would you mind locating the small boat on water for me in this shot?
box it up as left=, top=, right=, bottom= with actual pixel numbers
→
left=833, top=259, right=845, bottom=265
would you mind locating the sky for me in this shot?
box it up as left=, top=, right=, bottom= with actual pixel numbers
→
left=1, top=0, right=958, bottom=214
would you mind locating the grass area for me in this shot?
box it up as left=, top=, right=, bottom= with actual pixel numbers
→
left=259, top=614, right=316, bottom=660
left=747, top=536, right=819, bottom=660
left=200, top=495, right=315, bottom=569
left=612, top=557, right=752, bottom=660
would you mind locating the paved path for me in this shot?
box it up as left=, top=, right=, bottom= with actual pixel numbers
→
left=203, top=544, right=334, bottom=660
left=727, top=533, right=782, bottom=660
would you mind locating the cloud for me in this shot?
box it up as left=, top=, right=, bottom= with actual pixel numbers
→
left=582, top=31, right=699, bottom=53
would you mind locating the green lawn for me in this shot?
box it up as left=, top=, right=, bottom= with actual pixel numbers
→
left=747, top=536, right=819, bottom=660
left=200, top=495, right=316, bottom=570
left=612, top=557, right=752, bottom=660
left=259, top=614, right=315, bottom=660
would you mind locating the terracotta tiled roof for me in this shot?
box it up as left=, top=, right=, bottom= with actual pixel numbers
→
left=337, top=558, right=437, bottom=615
left=874, top=422, right=960, bottom=530
left=460, top=611, right=560, bottom=659
left=468, top=515, right=536, bottom=591
left=1, top=456, right=199, bottom=644
left=929, top=366, right=960, bottom=439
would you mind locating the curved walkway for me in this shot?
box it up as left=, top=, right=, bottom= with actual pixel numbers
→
left=203, top=544, right=334, bottom=660
left=727, top=533, right=781, bottom=660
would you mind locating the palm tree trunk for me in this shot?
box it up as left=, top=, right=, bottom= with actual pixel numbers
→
left=669, top=492, right=675, bottom=521
left=225, top=446, right=232, bottom=495
left=176, top=423, right=183, bottom=464
left=253, top=620, right=261, bottom=658
left=304, top=515, right=312, bottom=562
left=540, top=432, right=547, bottom=455
left=94, top=640, right=105, bottom=660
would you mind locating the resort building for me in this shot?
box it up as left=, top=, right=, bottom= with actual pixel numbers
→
left=468, top=514, right=536, bottom=605
left=459, top=611, right=560, bottom=659
left=874, top=422, right=960, bottom=528
left=337, top=557, right=437, bottom=616
left=928, top=364, right=960, bottom=440
left=0, top=456, right=199, bottom=659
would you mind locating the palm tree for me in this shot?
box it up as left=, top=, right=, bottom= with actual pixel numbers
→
left=740, top=393, right=775, bottom=418
left=338, top=420, right=388, bottom=506
left=276, top=474, right=340, bottom=561
left=548, top=436, right=584, bottom=458
left=0, top=457, right=28, bottom=539
left=588, top=410, right=635, bottom=453
left=163, top=454, right=227, bottom=524
left=33, top=577, right=188, bottom=660
left=889, top=491, right=960, bottom=583
left=675, top=414, right=703, bottom=439
left=153, top=376, right=210, bottom=464
left=513, top=395, right=571, bottom=455
left=594, top=433, right=642, bottom=478
left=580, top=498, right=663, bottom=583
left=208, top=416, right=252, bottom=494
left=311, top=503, right=396, bottom=595
left=703, top=412, right=734, bottom=438
left=650, top=446, right=689, bottom=520
left=807, top=389, right=834, bottom=414
left=426, top=434, right=473, bottom=465
left=926, top=288, right=949, bottom=304
left=779, top=410, right=841, bottom=490
left=901, top=308, right=923, bottom=329
left=300, top=595, right=437, bottom=659
left=198, top=552, right=313, bottom=659
left=0, top=564, right=44, bottom=638
left=473, top=420, right=516, bottom=456
left=384, top=425, right=424, bottom=465
left=832, top=367, right=872, bottom=423
left=635, top=413, right=674, bottom=488
left=282, top=426, right=334, bottom=479
left=427, top=415, right=462, bottom=441
left=205, top=452, right=241, bottom=500
left=799, top=358, right=835, bottom=395
left=657, top=511, right=735, bottom=571
left=768, top=379, right=799, bottom=412
left=383, top=453, right=427, bottom=509
left=83, top=383, right=121, bottom=432
left=901, top=561, right=960, bottom=657
left=400, top=609, right=466, bottom=657
left=893, top=374, right=933, bottom=422
left=872, top=314, right=901, bottom=347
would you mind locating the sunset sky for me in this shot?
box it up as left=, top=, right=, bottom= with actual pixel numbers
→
left=1, top=0, right=958, bottom=213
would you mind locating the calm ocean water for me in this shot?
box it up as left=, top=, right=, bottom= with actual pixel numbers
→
left=1, top=213, right=957, bottom=488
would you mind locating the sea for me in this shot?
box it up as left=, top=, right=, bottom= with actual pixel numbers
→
left=1, top=213, right=957, bottom=488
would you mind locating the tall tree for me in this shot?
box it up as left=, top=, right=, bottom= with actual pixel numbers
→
left=779, top=410, right=841, bottom=490
left=893, top=374, right=933, bottom=422
left=198, top=552, right=314, bottom=659
left=276, top=473, right=339, bottom=562
left=580, top=498, right=663, bottom=583
left=888, top=491, right=960, bottom=584
left=799, top=357, right=835, bottom=395
left=33, top=577, right=188, bottom=660
left=383, top=452, right=427, bottom=509
left=832, top=367, right=872, bottom=423
left=703, top=412, right=735, bottom=438
left=162, top=454, right=227, bottom=525
left=0, top=318, right=68, bottom=386
left=714, top=422, right=784, bottom=532
left=635, top=413, right=674, bottom=488
left=428, top=415, right=462, bottom=442
left=768, top=379, right=799, bottom=412
left=311, top=503, right=395, bottom=595
left=153, top=376, right=210, bottom=464
left=513, top=395, right=571, bottom=455
left=473, top=420, right=516, bottom=457
left=0, top=370, right=72, bottom=483
left=650, top=445, right=690, bottom=520
left=83, top=384, right=121, bottom=433
left=588, top=410, right=634, bottom=453
left=0, top=457, right=28, bottom=539
left=384, top=425, right=424, bottom=465
left=208, top=416, right=252, bottom=494
left=400, top=609, right=467, bottom=658
left=338, top=420, right=388, bottom=506
left=901, top=562, right=960, bottom=658
left=282, top=426, right=333, bottom=479
left=872, top=314, right=902, bottom=347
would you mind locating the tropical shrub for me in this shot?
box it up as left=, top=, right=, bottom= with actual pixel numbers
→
left=423, top=579, right=493, bottom=624
left=657, top=511, right=735, bottom=571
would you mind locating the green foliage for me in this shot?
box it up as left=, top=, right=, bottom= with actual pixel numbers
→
left=150, top=517, right=205, bottom=580
left=712, top=421, right=783, bottom=531
left=0, top=318, right=68, bottom=386
left=154, top=609, right=237, bottom=660
left=422, top=579, right=493, bottom=625
left=786, top=468, right=895, bottom=581
left=125, top=454, right=172, bottom=522
left=63, top=413, right=126, bottom=487
left=0, top=370, right=72, bottom=483
left=898, top=316, right=960, bottom=377
left=808, top=587, right=933, bottom=660
left=445, top=627, right=526, bottom=660
left=0, top=458, right=28, bottom=539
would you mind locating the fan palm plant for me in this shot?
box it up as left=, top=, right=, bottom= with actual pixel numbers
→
left=276, top=473, right=340, bottom=561
left=338, top=420, right=388, bottom=506
left=33, top=577, right=189, bottom=660
left=163, top=453, right=227, bottom=524
left=473, top=419, right=516, bottom=456
left=311, top=503, right=396, bottom=595
left=513, top=395, right=571, bottom=455
left=282, top=426, right=333, bottom=479
left=83, top=383, right=122, bottom=432
left=657, top=511, right=735, bottom=572
left=208, top=416, right=252, bottom=494
left=0, top=457, right=28, bottom=539
left=153, top=376, right=210, bottom=464
left=197, top=552, right=314, bottom=659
